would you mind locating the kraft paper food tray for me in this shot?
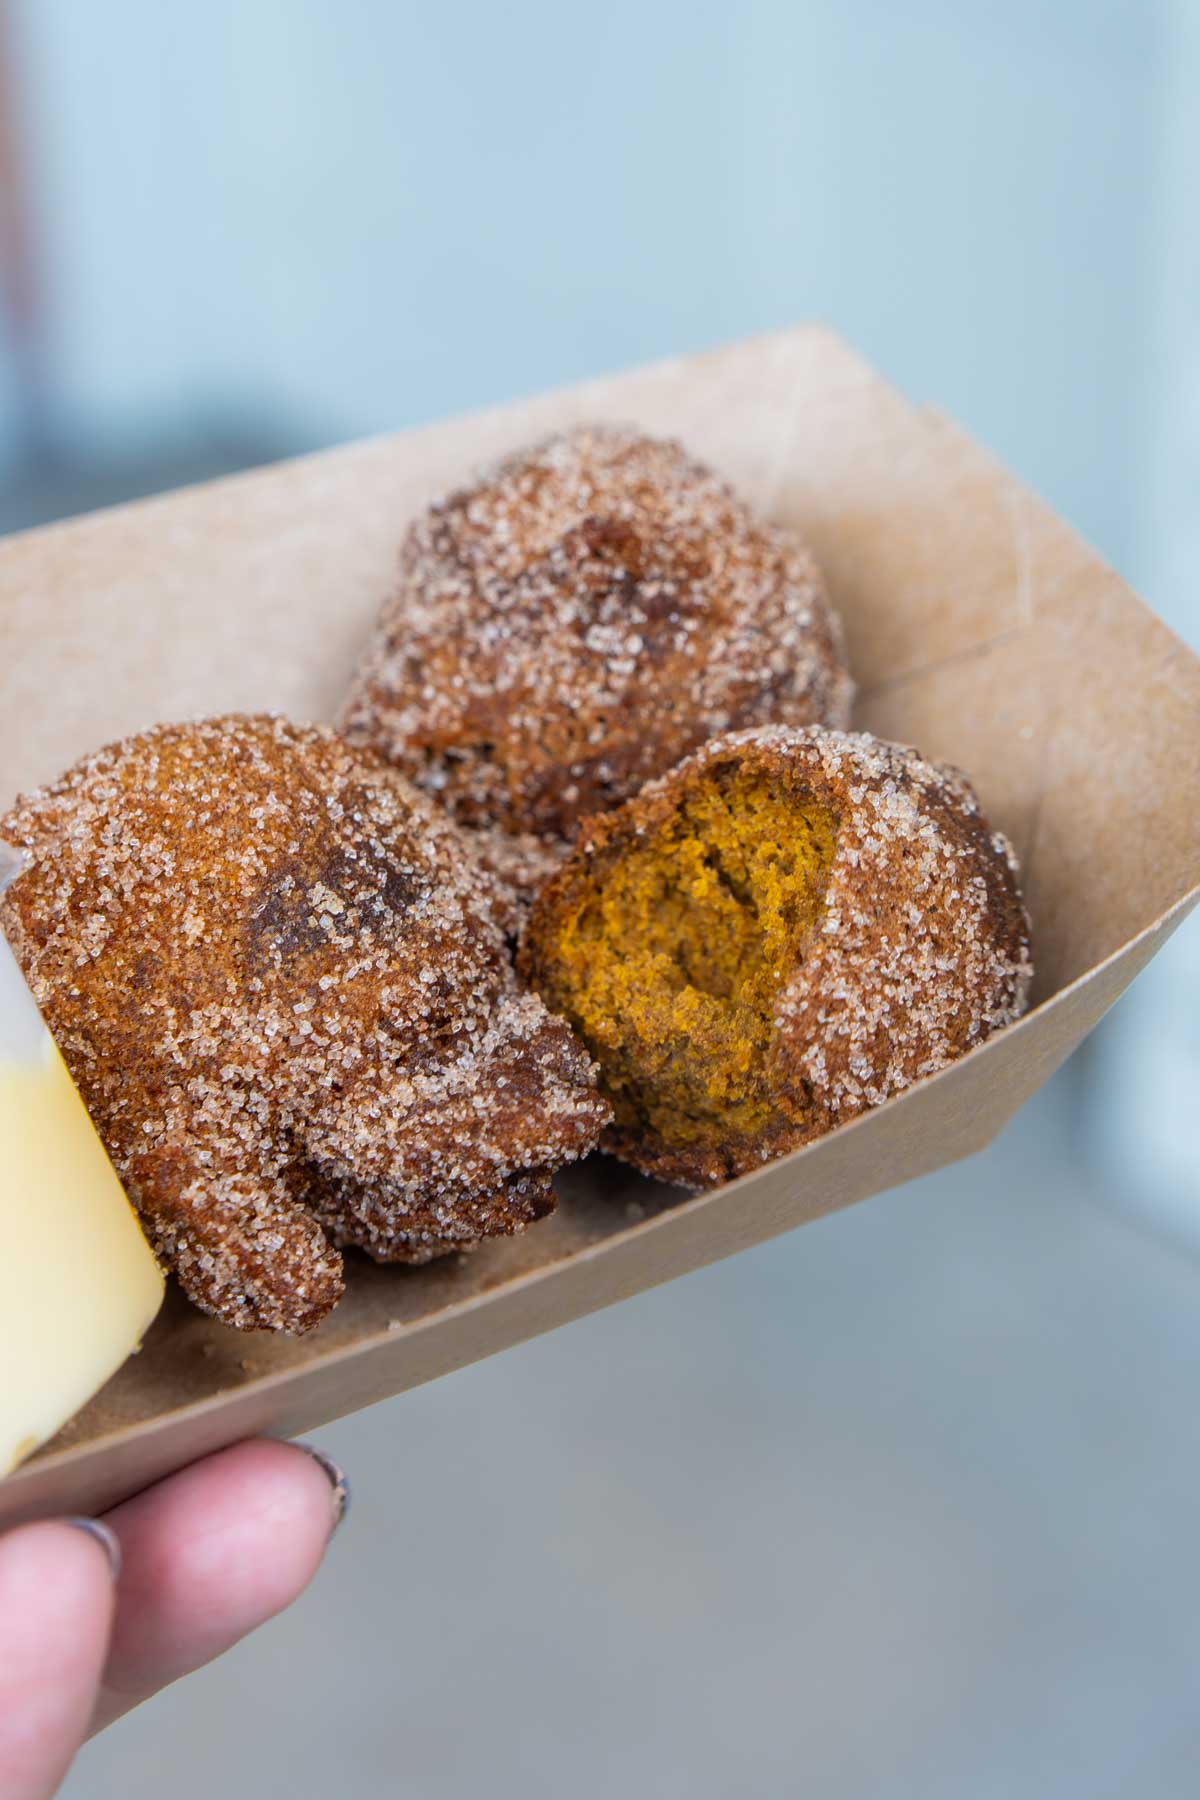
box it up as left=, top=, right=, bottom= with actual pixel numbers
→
left=2, top=325, right=1197, bottom=1528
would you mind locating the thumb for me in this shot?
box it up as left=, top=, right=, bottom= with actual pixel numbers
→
left=0, top=1519, right=119, bottom=1800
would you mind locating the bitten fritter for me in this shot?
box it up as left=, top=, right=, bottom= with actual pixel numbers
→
left=520, top=726, right=1032, bottom=1188
left=340, top=426, right=853, bottom=893
left=0, top=716, right=609, bottom=1333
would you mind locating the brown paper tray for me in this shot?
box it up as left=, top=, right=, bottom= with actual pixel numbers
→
left=3, top=326, right=1198, bottom=1527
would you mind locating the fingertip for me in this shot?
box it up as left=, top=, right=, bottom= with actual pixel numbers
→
left=290, top=1440, right=350, bottom=1533
left=0, top=1518, right=118, bottom=1647
left=113, top=1436, right=340, bottom=1624
left=62, top=1516, right=123, bottom=1580
left=94, top=1437, right=345, bottom=1729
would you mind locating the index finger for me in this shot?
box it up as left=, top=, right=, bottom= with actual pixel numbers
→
left=91, top=1438, right=344, bottom=1733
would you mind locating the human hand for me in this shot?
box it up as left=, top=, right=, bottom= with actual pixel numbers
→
left=0, top=1438, right=347, bottom=1799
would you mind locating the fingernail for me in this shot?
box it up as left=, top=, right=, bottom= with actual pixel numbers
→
left=63, top=1517, right=122, bottom=1581
left=294, top=1442, right=350, bottom=1534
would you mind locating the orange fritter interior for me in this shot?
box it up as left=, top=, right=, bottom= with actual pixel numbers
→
left=533, top=767, right=839, bottom=1152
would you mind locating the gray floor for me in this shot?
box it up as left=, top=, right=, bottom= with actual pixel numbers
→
left=63, top=1064, right=1200, bottom=1800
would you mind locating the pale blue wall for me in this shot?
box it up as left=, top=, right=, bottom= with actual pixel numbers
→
left=5, top=0, right=1165, bottom=582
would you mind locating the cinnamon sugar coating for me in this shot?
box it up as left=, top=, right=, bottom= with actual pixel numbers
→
left=340, top=426, right=853, bottom=892
left=521, top=726, right=1032, bottom=1188
left=1, top=716, right=609, bottom=1332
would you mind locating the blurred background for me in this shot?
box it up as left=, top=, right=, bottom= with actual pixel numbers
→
left=1, top=1, right=1196, bottom=1794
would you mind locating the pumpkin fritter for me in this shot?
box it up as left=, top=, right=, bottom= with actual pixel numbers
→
left=1, top=716, right=609, bottom=1333
left=521, top=726, right=1032, bottom=1188
left=340, top=426, right=853, bottom=893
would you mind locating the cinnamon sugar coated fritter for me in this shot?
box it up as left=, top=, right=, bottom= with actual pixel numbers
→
left=0, top=717, right=609, bottom=1333
left=521, top=726, right=1032, bottom=1188
left=340, top=426, right=853, bottom=892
